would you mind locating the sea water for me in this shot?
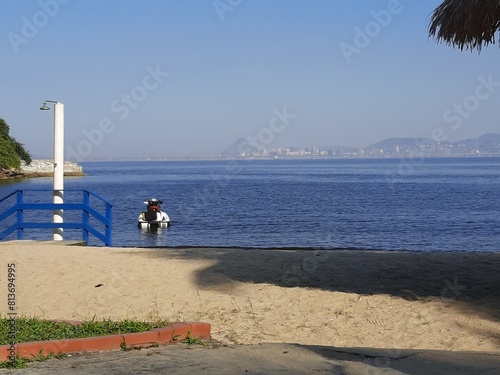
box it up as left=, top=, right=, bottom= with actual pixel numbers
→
left=1, top=157, right=499, bottom=251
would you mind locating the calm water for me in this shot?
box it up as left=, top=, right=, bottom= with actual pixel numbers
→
left=1, top=158, right=499, bottom=252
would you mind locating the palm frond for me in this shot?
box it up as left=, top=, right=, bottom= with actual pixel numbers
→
left=428, top=0, right=500, bottom=52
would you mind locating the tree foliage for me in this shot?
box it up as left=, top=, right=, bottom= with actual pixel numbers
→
left=0, top=117, right=32, bottom=169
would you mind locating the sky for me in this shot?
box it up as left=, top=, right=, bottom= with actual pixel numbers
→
left=0, top=0, right=499, bottom=160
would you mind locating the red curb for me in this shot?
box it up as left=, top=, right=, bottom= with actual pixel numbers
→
left=0, top=322, right=211, bottom=361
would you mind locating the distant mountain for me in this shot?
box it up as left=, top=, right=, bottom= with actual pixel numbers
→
left=364, top=134, right=500, bottom=156
left=365, top=138, right=432, bottom=152
left=449, top=133, right=500, bottom=154
left=219, top=133, right=500, bottom=159
left=477, top=133, right=500, bottom=143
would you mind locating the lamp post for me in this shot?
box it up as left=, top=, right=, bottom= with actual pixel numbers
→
left=40, top=100, right=64, bottom=241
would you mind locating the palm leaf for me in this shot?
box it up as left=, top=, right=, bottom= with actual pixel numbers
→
left=428, top=0, right=500, bottom=52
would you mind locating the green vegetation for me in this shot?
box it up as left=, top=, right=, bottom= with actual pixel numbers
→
left=0, top=317, right=170, bottom=345
left=0, top=317, right=171, bottom=368
left=182, top=330, right=206, bottom=346
left=0, top=117, right=32, bottom=170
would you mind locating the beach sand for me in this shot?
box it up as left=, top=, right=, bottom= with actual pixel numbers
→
left=0, top=241, right=498, bottom=352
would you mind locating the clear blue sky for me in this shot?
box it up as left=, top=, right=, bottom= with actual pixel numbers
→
left=1, top=0, right=498, bottom=160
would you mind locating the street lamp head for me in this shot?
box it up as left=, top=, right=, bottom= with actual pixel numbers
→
left=39, top=100, right=59, bottom=110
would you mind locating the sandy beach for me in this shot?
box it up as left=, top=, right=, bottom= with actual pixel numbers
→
left=0, top=241, right=498, bottom=352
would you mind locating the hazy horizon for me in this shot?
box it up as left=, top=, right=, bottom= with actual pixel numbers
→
left=1, top=1, right=498, bottom=160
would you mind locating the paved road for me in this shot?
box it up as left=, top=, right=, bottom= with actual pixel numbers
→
left=1, top=342, right=498, bottom=375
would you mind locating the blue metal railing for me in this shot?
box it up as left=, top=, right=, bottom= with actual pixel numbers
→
left=0, top=190, right=112, bottom=246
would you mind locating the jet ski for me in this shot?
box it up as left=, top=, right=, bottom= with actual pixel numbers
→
left=137, top=198, right=171, bottom=230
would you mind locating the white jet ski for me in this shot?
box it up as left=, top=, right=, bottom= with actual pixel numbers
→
left=137, top=198, right=171, bottom=230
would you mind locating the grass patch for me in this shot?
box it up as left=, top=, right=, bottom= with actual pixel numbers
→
left=0, top=316, right=171, bottom=345
left=182, top=330, right=206, bottom=346
left=0, top=316, right=171, bottom=368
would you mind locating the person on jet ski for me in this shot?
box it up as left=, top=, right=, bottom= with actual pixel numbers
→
left=147, top=198, right=163, bottom=212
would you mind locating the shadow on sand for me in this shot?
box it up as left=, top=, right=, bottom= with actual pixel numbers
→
left=152, top=247, right=500, bottom=328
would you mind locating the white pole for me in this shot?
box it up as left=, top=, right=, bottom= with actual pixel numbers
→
left=53, top=102, right=64, bottom=240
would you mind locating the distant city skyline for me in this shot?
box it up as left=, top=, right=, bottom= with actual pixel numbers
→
left=30, top=132, right=498, bottom=161
left=1, top=1, right=498, bottom=160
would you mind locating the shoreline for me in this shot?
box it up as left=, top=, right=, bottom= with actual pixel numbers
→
left=113, top=244, right=500, bottom=253
left=0, top=159, right=85, bottom=180
left=0, top=170, right=85, bottom=180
